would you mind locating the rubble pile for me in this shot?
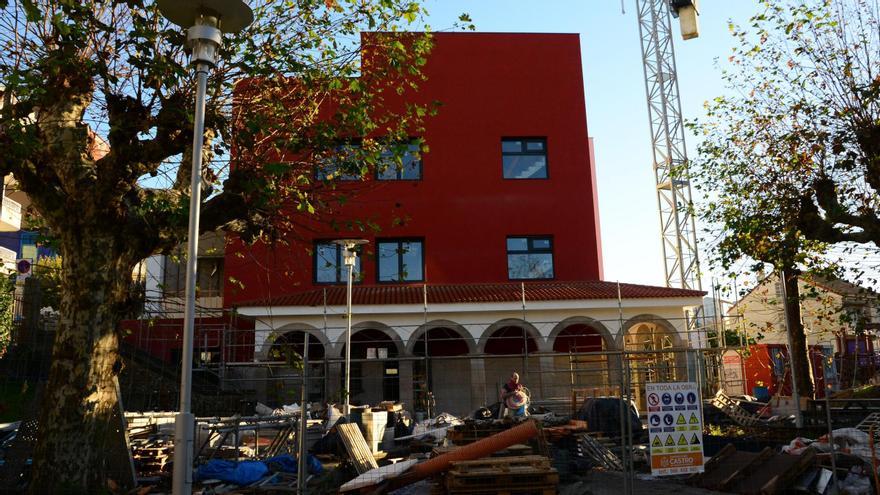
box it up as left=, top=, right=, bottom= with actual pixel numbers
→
left=7, top=389, right=880, bottom=494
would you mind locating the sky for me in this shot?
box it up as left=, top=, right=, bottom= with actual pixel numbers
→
left=418, top=1, right=763, bottom=293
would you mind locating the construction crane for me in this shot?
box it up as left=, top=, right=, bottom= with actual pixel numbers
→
left=634, top=0, right=702, bottom=294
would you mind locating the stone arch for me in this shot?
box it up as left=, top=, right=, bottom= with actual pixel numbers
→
left=617, top=314, right=688, bottom=410
left=406, top=319, right=476, bottom=356
left=478, top=318, right=543, bottom=354
left=256, top=323, right=330, bottom=361
left=334, top=321, right=405, bottom=359
left=616, top=314, right=684, bottom=350
left=547, top=316, right=616, bottom=352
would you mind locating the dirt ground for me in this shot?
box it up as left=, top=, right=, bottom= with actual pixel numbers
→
left=390, top=470, right=722, bottom=495
left=559, top=471, right=723, bottom=495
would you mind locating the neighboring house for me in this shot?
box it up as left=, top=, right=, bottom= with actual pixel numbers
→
left=143, top=231, right=226, bottom=318
left=0, top=175, right=23, bottom=273
left=0, top=128, right=109, bottom=272
left=213, top=32, right=707, bottom=414
left=729, top=273, right=880, bottom=397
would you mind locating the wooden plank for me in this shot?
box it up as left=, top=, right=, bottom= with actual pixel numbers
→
left=733, top=448, right=817, bottom=495
left=450, top=455, right=550, bottom=473
left=338, top=423, right=379, bottom=474
left=446, top=470, right=559, bottom=488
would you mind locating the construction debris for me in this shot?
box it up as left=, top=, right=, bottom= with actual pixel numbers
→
left=444, top=455, right=559, bottom=495
left=689, top=444, right=817, bottom=494
left=339, top=459, right=418, bottom=492
left=576, top=434, right=623, bottom=471
left=709, top=390, right=762, bottom=427
left=337, top=422, right=380, bottom=474
left=131, top=438, right=174, bottom=477
left=386, top=419, right=541, bottom=492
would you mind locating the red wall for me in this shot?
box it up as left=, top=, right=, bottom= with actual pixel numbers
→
left=225, top=33, right=603, bottom=305
left=121, top=314, right=255, bottom=363
left=743, top=344, right=832, bottom=399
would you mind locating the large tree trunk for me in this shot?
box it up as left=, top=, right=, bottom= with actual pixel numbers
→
left=30, top=227, right=138, bottom=493
left=781, top=268, right=815, bottom=399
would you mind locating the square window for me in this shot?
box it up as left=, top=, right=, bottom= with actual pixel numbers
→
left=377, top=239, right=424, bottom=282
left=314, top=241, right=362, bottom=283
left=502, top=138, right=548, bottom=179
left=377, top=142, right=422, bottom=181
left=507, top=236, right=554, bottom=280
left=163, top=255, right=224, bottom=296
left=506, top=238, right=528, bottom=251
left=501, top=140, right=523, bottom=153
left=316, top=144, right=362, bottom=181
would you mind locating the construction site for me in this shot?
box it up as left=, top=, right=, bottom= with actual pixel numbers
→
left=2, top=0, right=880, bottom=494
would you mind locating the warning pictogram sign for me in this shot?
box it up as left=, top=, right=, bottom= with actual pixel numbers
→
left=646, top=382, right=704, bottom=476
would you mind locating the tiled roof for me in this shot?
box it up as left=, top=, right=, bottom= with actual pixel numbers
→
left=234, top=281, right=705, bottom=308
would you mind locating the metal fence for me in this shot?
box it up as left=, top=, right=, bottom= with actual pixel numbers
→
left=14, top=288, right=880, bottom=493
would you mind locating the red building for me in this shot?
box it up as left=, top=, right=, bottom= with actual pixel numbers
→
left=132, top=33, right=704, bottom=414
left=225, top=33, right=604, bottom=305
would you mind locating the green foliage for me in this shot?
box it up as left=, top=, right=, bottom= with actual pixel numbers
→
left=690, top=0, right=880, bottom=276
left=707, top=328, right=753, bottom=348
left=0, top=1, right=473, bottom=488
left=0, top=274, right=13, bottom=359
left=0, top=0, right=451, bottom=254
left=32, top=256, right=62, bottom=311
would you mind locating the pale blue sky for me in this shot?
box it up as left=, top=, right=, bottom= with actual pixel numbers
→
left=419, top=1, right=762, bottom=289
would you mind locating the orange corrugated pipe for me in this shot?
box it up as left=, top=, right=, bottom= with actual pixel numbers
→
left=387, top=420, right=539, bottom=491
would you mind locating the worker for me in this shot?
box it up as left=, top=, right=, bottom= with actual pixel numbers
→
left=500, top=371, right=529, bottom=417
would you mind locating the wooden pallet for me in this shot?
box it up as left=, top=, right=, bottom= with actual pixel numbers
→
left=132, top=441, right=173, bottom=477
left=446, top=456, right=558, bottom=493
left=447, top=424, right=511, bottom=446
left=446, top=488, right=556, bottom=495
left=710, top=390, right=761, bottom=426
left=451, top=455, right=551, bottom=473
left=857, top=412, right=880, bottom=438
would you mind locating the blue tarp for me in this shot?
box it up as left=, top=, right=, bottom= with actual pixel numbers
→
left=195, top=460, right=268, bottom=485
left=194, top=454, right=323, bottom=485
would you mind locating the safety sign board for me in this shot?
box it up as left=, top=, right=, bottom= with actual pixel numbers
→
left=646, top=381, right=704, bottom=476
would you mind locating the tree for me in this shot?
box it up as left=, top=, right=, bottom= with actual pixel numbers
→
left=690, top=0, right=880, bottom=398
left=33, top=256, right=62, bottom=311
left=0, top=1, right=442, bottom=491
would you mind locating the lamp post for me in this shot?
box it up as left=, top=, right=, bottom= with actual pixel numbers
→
left=334, top=239, right=368, bottom=419
left=155, top=2, right=253, bottom=494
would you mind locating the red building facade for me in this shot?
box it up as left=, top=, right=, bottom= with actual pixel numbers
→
left=126, top=32, right=705, bottom=414
left=224, top=33, right=604, bottom=305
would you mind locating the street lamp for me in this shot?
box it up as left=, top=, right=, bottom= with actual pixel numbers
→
left=333, top=239, right=368, bottom=419
left=155, top=1, right=253, bottom=494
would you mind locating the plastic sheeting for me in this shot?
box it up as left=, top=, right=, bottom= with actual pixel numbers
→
left=575, top=398, right=642, bottom=439
left=194, top=454, right=323, bottom=485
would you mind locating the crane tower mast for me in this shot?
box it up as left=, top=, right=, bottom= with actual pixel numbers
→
left=635, top=0, right=702, bottom=292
